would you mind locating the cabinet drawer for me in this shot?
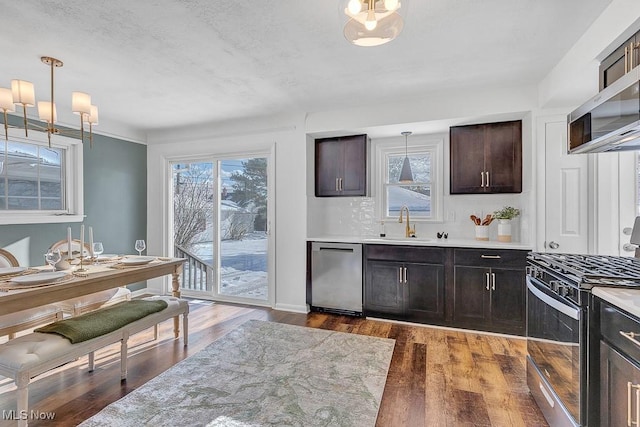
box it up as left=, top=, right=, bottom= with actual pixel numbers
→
left=365, top=244, right=444, bottom=264
left=453, top=248, right=527, bottom=268
left=600, top=300, right=640, bottom=365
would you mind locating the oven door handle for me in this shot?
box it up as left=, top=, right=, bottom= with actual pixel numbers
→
left=526, top=277, right=580, bottom=321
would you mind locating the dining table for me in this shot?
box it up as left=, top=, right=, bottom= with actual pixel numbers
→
left=0, top=256, right=185, bottom=334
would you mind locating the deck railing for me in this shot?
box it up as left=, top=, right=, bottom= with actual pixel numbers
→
left=174, top=244, right=213, bottom=292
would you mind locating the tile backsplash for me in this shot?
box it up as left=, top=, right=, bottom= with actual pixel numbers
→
left=307, top=193, right=531, bottom=244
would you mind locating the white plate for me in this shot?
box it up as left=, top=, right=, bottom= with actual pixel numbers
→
left=97, top=254, right=119, bottom=260
left=0, top=267, right=27, bottom=276
left=12, top=271, right=66, bottom=285
left=121, top=257, right=155, bottom=266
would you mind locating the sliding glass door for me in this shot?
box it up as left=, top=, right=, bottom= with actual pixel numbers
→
left=170, top=153, right=272, bottom=305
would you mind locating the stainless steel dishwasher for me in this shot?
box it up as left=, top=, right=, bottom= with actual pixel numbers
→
left=311, top=242, right=363, bottom=316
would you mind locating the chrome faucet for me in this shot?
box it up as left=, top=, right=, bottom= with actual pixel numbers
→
left=398, top=205, right=415, bottom=238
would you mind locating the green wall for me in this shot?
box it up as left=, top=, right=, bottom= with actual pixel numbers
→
left=0, top=131, right=147, bottom=290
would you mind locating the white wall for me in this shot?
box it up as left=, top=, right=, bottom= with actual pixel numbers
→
left=146, top=113, right=308, bottom=313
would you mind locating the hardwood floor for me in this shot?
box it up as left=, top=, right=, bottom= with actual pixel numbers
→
left=0, top=300, right=548, bottom=426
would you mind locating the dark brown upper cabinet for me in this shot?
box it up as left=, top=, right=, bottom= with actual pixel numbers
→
left=600, top=30, right=640, bottom=91
left=315, top=134, right=368, bottom=197
left=450, top=120, right=522, bottom=194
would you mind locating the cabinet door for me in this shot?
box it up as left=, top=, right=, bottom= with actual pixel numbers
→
left=453, top=265, right=490, bottom=326
left=340, top=135, right=367, bottom=196
left=364, top=260, right=404, bottom=318
left=484, top=121, right=522, bottom=194
left=405, top=262, right=445, bottom=323
left=450, top=125, right=486, bottom=194
left=600, top=340, right=640, bottom=427
left=599, top=35, right=636, bottom=91
left=489, top=268, right=525, bottom=334
left=315, top=138, right=342, bottom=196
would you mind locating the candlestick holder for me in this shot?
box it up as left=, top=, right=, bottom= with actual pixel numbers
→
left=76, top=255, right=88, bottom=273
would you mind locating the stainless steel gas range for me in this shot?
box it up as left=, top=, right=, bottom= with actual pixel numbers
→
left=526, top=253, right=640, bottom=427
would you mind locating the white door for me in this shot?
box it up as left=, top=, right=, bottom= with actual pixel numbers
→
left=169, top=152, right=274, bottom=306
left=541, top=117, right=589, bottom=254
left=618, top=152, right=638, bottom=256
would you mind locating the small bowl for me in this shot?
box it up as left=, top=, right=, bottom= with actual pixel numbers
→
left=54, top=260, right=71, bottom=271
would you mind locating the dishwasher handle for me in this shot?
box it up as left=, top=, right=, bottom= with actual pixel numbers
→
left=317, top=247, right=354, bottom=253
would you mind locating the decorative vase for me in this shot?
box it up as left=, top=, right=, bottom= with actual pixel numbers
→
left=497, top=219, right=512, bottom=242
left=475, top=225, right=489, bottom=241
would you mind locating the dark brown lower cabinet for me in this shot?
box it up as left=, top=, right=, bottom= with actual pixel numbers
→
left=452, top=266, right=525, bottom=335
left=364, top=245, right=445, bottom=324
left=362, top=245, right=526, bottom=335
left=365, top=260, right=445, bottom=323
left=600, top=341, right=640, bottom=427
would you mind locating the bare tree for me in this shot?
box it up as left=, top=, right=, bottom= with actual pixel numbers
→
left=173, top=165, right=213, bottom=249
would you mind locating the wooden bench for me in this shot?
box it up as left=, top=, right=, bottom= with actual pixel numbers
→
left=0, top=295, right=188, bottom=427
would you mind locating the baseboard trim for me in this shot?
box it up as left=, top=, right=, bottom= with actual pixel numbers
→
left=274, top=303, right=308, bottom=314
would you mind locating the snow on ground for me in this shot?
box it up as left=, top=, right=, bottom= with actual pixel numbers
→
left=188, top=232, right=268, bottom=300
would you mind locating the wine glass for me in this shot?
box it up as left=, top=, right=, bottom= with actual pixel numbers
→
left=45, top=249, right=62, bottom=272
left=92, top=242, right=104, bottom=264
left=134, top=239, right=146, bottom=256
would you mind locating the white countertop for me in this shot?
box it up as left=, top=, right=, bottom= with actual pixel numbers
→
left=308, top=235, right=532, bottom=250
left=593, top=287, right=640, bottom=318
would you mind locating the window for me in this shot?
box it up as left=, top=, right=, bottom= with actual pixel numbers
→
left=377, top=135, right=443, bottom=222
left=0, top=130, right=83, bottom=225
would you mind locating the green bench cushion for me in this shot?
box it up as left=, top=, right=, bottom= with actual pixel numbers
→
left=35, top=300, right=168, bottom=343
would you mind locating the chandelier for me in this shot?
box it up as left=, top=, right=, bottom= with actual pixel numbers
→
left=343, top=0, right=405, bottom=47
left=0, top=56, right=99, bottom=147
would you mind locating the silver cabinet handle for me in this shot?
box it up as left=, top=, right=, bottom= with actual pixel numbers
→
left=403, top=267, right=408, bottom=284
left=485, top=272, right=490, bottom=291
left=481, top=255, right=501, bottom=259
left=491, top=272, right=496, bottom=291
left=628, top=382, right=640, bottom=426
left=398, top=267, right=402, bottom=284
left=486, top=171, right=490, bottom=187
left=480, top=172, right=485, bottom=187
left=339, top=177, right=343, bottom=192
left=335, top=178, right=340, bottom=192
left=629, top=381, right=632, bottom=427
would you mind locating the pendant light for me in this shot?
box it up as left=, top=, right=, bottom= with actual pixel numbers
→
left=399, top=131, right=413, bottom=183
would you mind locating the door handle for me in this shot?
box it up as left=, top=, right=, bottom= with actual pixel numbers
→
left=481, top=255, right=501, bottom=259
left=624, top=243, right=637, bottom=252
left=485, top=171, right=490, bottom=187
left=548, top=241, right=560, bottom=250
left=398, top=267, right=402, bottom=284
left=339, top=177, right=343, bottom=192
left=485, top=272, right=490, bottom=291
left=480, top=172, right=485, bottom=187
left=335, top=178, right=340, bottom=192
left=491, top=272, right=496, bottom=291
left=403, top=267, right=408, bottom=284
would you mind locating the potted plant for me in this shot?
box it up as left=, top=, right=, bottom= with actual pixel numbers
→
left=493, top=206, right=520, bottom=242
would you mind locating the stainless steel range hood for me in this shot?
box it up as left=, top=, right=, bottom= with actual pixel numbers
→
left=568, top=67, right=640, bottom=154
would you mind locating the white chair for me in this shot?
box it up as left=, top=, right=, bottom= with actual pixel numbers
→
left=48, top=240, right=132, bottom=316
left=0, top=249, right=63, bottom=339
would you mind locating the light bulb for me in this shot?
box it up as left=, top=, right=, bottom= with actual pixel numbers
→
left=347, top=0, right=362, bottom=15
left=365, top=9, right=377, bottom=30
left=384, top=0, right=399, bottom=10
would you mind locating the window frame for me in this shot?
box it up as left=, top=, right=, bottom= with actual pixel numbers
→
left=375, top=134, right=444, bottom=223
left=0, top=128, right=83, bottom=225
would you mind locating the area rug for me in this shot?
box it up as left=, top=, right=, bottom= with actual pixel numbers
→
left=79, top=320, right=395, bottom=426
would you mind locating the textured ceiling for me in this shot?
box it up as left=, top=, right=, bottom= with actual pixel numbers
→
left=0, top=0, right=612, bottom=141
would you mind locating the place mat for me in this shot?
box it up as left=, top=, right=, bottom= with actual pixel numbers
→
left=0, top=268, right=40, bottom=282
left=0, top=273, right=75, bottom=291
